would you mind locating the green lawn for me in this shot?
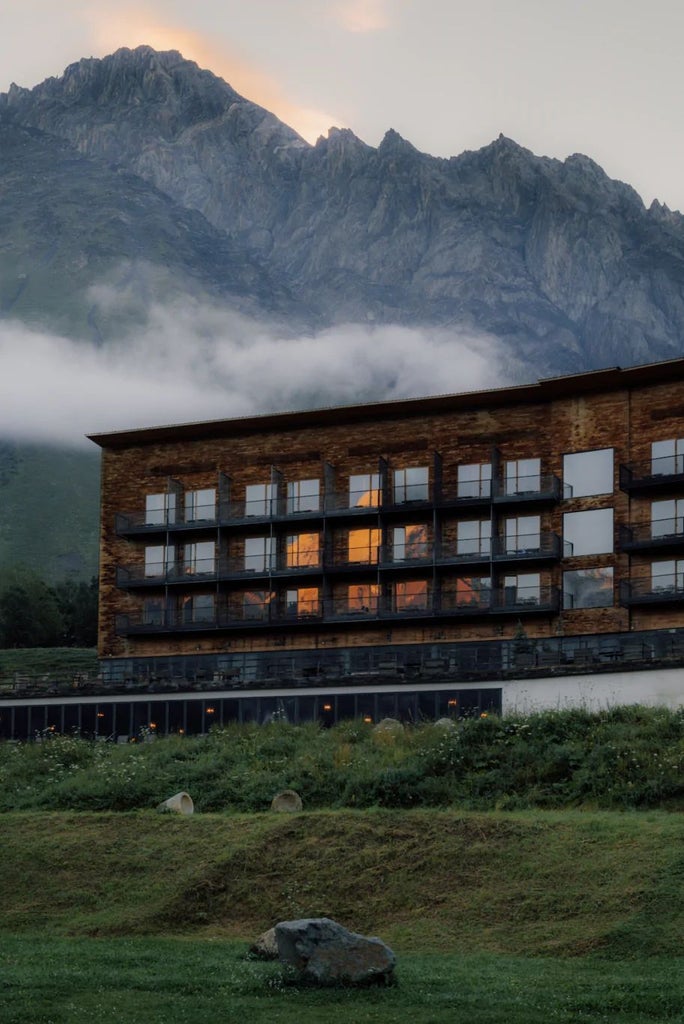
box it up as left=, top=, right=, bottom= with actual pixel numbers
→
left=2, top=936, right=683, bottom=1024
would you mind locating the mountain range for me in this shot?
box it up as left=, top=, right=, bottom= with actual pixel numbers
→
left=3, top=45, right=684, bottom=581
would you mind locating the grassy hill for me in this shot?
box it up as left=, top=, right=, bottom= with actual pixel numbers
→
left=2, top=807, right=683, bottom=958
left=0, top=442, right=99, bottom=582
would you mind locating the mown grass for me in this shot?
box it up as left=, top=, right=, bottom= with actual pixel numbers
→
left=2, top=936, right=683, bottom=1024
left=3, top=808, right=684, bottom=958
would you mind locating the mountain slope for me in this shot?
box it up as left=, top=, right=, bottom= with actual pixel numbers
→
left=5, top=46, right=684, bottom=370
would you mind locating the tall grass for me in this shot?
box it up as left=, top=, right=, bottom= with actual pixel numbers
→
left=1, top=706, right=683, bottom=812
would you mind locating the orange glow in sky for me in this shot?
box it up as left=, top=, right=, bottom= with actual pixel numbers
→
left=85, top=6, right=342, bottom=143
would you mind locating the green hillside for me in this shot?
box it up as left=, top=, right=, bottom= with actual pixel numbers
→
left=0, top=442, right=99, bottom=581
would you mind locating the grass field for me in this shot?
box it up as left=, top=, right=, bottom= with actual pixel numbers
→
left=2, top=807, right=684, bottom=1022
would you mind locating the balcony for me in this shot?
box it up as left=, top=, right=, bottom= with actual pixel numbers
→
left=619, top=520, right=684, bottom=553
left=115, top=584, right=561, bottom=636
left=620, top=458, right=684, bottom=494
left=491, top=473, right=562, bottom=506
left=116, top=510, right=218, bottom=537
left=490, top=533, right=562, bottom=564
left=619, top=578, right=684, bottom=606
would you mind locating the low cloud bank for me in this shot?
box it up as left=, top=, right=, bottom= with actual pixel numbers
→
left=0, top=301, right=525, bottom=448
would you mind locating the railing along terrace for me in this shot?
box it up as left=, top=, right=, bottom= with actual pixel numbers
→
left=8, top=627, right=681, bottom=703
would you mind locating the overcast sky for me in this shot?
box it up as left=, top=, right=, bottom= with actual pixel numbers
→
left=3, top=0, right=684, bottom=212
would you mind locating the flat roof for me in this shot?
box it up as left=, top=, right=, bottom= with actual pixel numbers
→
left=88, top=356, right=684, bottom=449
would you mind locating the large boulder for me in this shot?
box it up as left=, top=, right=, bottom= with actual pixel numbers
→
left=274, top=917, right=396, bottom=986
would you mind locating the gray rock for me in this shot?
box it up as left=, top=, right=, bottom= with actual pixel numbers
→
left=248, top=927, right=279, bottom=960
left=274, top=917, right=396, bottom=985
left=270, top=789, right=303, bottom=813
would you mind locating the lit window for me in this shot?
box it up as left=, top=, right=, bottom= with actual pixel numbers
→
left=563, top=508, right=613, bottom=556
left=184, top=488, right=216, bottom=522
left=563, top=567, right=613, bottom=609
left=347, top=583, right=380, bottom=614
left=504, top=515, right=540, bottom=553
left=651, top=438, right=684, bottom=476
left=651, top=560, right=684, bottom=594
left=394, top=580, right=428, bottom=611
left=286, top=533, right=321, bottom=567
left=457, top=520, right=491, bottom=556
left=504, top=573, right=540, bottom=606
left=457, top=463, right=491, bottom=498
left=145, top=492, right=176, bottom=526
left=243, top=590, right=273, bottom=620
left=393, top=466, right=429, bottom=503
left=563, top=449, right=613, bottom=498
left=245, top=483, right=275, bottom=517
left=145, top=544, right=174, bottom=577
left=181, top=593, right=215, bottom=624
left=349, top=473, right=381, bottom=508
left=183, top=541, right=215, bottom=575
left=287, top=479, right=320, bottom=513
left=505, top=459, right=540, bottom=495
left=393, top=524, right=428, bottom=561
left=651, top=499, right=684, bottom=538
left=455, top=576, right=491, bottom=607
left=287, top=587, right=320, bottom=616
left=244, top=537, right=276, bottom=572
left=348, top=528, right=380, bottom=563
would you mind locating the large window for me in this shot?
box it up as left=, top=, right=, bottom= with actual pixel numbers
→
left=287, top=479, right=320, bottom=513
left=504, top=515, right=540, bottom=553
left=181, top=593, right=215, bottom=624
left=349, top=473, right=381, bottom=508
left=563, top=567, right=614, bottom=609
left=183, top=541, right=215, bottom=575
left=145, top=492, right=176, bottom=526
left=563, top=449, right=613, bottom=498
left=563, top=508, right=613, bottom=556
left=145, top=544, right=174, bottom=577
left=184, top=488, right=215, bottom=522
left=651, top=499, right=684, bottom=538
left=286, top=587, right=320, bottom=616
left=504, top=573, right=540, bottom=605
left=394, top=580, right=428, bottom=611
left=347, top=583, right=380, bottom=614
left=348, top=528, right=380, bottom=563
left=457, top=519, right=491, bottom=556
left=244, top=536, right=276, bottom=572
left=245, top=483, right=276, bottom=517
left=393, top=524, right=428, bottom=561
left=143, top=597, right=165, bottom=625
left=651, top=560, right=684, bottom=594
left=455, top=576, right=491, bottom=607
left=286, top=533, right=321, bottom=567
left=651, top=438, right=684, bottom=476
left=457, top=463, right=491, bottom=498
left=243, top=590, right=273, bottom=620
left=505, top=458, right=540, bottom=495
left=393, top=466, right=429, bottom=503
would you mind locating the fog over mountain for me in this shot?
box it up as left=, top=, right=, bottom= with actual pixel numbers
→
left=3, top=44, right=684, bottom=579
